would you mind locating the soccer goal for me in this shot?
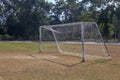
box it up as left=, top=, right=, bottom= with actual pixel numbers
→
left=39, top=22, right=111, bottom=62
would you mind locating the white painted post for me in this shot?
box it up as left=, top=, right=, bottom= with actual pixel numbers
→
left=94, top=23, right=111, bottom=58
left=51, top=27, right=62, bottom=53
left=81, top=22, right=85, bottom=62
left=39, top=26, right=42, bottom=53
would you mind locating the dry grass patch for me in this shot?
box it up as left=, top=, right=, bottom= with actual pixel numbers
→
left=0, top=42, right=120, bottom=80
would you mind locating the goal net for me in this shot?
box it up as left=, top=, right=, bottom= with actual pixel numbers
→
left=39, top=22, right=111, bottom=61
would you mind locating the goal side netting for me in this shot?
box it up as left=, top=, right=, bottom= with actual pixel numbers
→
left=39, top=22, right=111, bottom=61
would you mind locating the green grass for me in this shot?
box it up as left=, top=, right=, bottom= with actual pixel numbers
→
left=0, top=42, right=120, bottom=80
left=0, top=42, right=39, bottom=52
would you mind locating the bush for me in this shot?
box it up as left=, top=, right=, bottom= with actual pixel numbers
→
left=1, top=34, right=13, bottom=40
left=0, top=35, right=2, bottom=40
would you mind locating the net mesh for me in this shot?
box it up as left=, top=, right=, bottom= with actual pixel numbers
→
left=40, top=22, right=110, bottom=59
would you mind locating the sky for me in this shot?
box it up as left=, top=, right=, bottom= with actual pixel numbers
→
left=46, top=0, right=82, bottom=3
left=46, top=0, right=55, bottom=3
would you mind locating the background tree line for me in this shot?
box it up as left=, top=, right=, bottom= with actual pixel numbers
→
left=0, top=0, right=120, bottom=41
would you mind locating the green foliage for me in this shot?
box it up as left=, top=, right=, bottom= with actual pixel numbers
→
left=0, top=0, right=120, bottom=41
left=0, top=34, right=13, bottom=40
left=0, top=0, right=52, bottom=40
left=0, top=35, right=2, bottom=40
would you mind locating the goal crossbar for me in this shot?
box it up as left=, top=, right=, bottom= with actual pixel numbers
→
left=39, top=22, right=111, bottom=62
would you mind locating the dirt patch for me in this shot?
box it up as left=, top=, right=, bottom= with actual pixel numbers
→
left=0, top=77, right=4, bottom=80
left=0, top=54, right=58, bottom=60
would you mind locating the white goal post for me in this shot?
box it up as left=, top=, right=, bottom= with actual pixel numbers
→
left=39, top=22, right=111, bottom=62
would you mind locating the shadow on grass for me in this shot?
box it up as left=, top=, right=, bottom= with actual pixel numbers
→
left=26, top=54, right=37, bottom=58
left=42, top=59, right=83, bottom=67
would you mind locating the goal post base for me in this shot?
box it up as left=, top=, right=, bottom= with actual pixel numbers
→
left=81, top=59, right=85, bottom=62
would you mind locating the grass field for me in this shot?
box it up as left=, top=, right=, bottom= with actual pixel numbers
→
left=0, top=42, right=120, bottom=80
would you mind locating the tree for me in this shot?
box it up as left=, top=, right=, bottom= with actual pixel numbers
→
left=115, top=5, right=120, bottom=41
left=0, top=0, right=52, bottom=40
left=64, top=0, right=81, bottom=22
left=98, top=4, right=116, bottom=40
left=0, top=0, right=120, bottom=41
left=50, top=0, right=65, bottom=24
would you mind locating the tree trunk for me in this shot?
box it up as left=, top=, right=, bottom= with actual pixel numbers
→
left=118, top=29, right=120, bottom=42
left=117, top=20, right=120, bottom=42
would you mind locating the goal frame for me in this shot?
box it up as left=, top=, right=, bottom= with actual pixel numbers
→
left=39, top=22, right=110, bottom=62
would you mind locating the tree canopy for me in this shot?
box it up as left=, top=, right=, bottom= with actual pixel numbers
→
left=0, top=0, right=120, bottom=41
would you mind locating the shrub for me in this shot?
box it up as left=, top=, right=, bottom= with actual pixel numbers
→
left=2, top=34, right=13, bottom=40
